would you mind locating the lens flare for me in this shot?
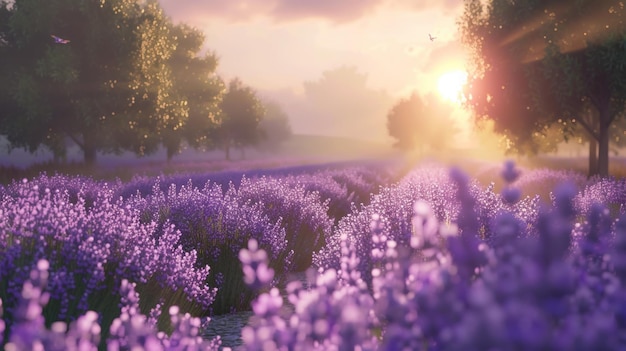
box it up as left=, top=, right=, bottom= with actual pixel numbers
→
left=437, top=70, right=468, bottom=104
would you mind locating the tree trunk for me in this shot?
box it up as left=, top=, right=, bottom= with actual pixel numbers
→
left=166, top=146, right=175, bottom=163
left=597, top=123, right=610, bottom=177
left=77, top=127, right=99, bottom=167
left=83, top=142, right=97, bottom=166
left=225, top=143, right=231, bottom=161
left=588, top=136, right=598, bottom=177
left=165, top=137, right=182, bottom=163
left=241, top=147, right=246, bottom=160
left=53, top=152, right=66, bottom=165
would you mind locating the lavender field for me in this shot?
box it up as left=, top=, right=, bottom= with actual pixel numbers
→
left=1, top=159, right=626, bottom=350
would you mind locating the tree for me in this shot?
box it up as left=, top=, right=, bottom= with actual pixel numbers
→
left=257, top=99, right=292, bottom=152
left=158, top=24, right=223, bottom=161
left=0, top=0, right=180, bottom=165
left=218, top=78, right=265, bottom=160
left=302, top=65, right=393, bottom=143
left=460, top=0, right=626, bottom=177
left=386, top=92, right=460, bottom=154
left=116, top=0, right=186, bottom=161
left=167, top=24, right=226, bottom=158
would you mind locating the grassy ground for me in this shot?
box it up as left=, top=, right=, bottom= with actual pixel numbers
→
left=0, top=157, right=329, bottom=185
left=3, top=140, right=624, bottom=188
left=0, top=134, right=395, bottom=185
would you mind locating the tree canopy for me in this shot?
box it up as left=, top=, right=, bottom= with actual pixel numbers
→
left=0, top=0, right=224, bottom=165
left=386, top=93, right=460, bottom=154
left=302, top=66, right=393, bottom=142
left=161, top=23, right=223, bottom=161
left=218, top=78, right=265, bottom=160
left=257, top=99, right=292, bottom=152
left=460, top=0, right=626, bottom=176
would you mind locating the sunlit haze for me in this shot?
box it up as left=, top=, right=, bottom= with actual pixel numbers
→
left=437, top=70, right=467, bottom=104
left=157, top=0, right=470, bottom=143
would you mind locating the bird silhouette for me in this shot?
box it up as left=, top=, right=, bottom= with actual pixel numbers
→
left=428, top=33, right=436, bottom=42
left=51, top=35, right=70, bottom=44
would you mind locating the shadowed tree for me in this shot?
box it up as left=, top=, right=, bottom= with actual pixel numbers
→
left=0, top=0, right=181, bottom=165
left=256, top=99, right=292, bottom=152
left=116, top=0, right=186, bottom=161
left=0, top=1, right=51, bottom=158
left=156, top=23, right=223, bottom=161
left=302, top=65, right=394, bottom=143
left=169, top=24, right=226, bottom=159
left=387, top=92, right=460, bottom=155
left=459, top=0, right=626, bottom=176
left=218, top=78, right=265, bottom=160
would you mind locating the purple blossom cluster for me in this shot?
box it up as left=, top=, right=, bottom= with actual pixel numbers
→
left=236, top=176, right=334, bottom=272
left=0, top=177, right=215, bottom=347
left=287, top=172, right=353, bottom=222
left=1, top=260, right=222, bottom=350
left=240, top=161, right=626, bottom=350
left=574, top=177, right=626, bottom=217
left=113, top=161, right=389, bottom=200
left=4, top=158, right=626, bottom=349
left=121, top=164, right=390, bottom=313
left=2, top=173, right=113, bottom=210
left=127, top=178, right=289, bottom=315
left=0, top=161, right=394, bottom=349
left=512, top=167, right=589, bottom=198
left=501, top=165, right=625, bottom=217
left=313, top=163, right=539, bottom=285
left=239, top=234, right=379, bottom=350
left=287, top=165, right=391, bottom=223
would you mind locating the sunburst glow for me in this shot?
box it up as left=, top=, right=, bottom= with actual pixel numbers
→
left=437, top=70, right=467, bottom=104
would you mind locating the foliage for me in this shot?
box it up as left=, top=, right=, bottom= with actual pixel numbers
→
left=120, top=0, right=186, bottom=160
left=0, top=177, right=216, bottom=348
left=217, top=78, right=265, bottom=160
left=302, top=65, right=394, bottom=142
left=386, top=92, right=460, bottom=153
left=256, top=99, right=292, bottom=152
left=1, top=261, right=222, bottom=350
left=0, top=0, right=167, bottom=164
left=242, top=162, right=626, bottom=350
left=1, top=160, right=626, bottom=349
left=0, top=0, right=224, bottom=165
left=168, top=24, right=224, bottom=160
left=126, top=178, right=290, bottom=315
left=459, top=0, right=626, bottom=176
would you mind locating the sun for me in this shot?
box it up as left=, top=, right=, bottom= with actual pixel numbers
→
left=437, top=70, right=467, bottom=104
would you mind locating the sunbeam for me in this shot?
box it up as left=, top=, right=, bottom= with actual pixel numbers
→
left=499, top=1, right=626, bottom=63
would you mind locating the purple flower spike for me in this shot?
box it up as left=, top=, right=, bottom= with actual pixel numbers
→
left=501, top=160, right=521, bottom=184
left=501, top=187, right=521, bottom=205
left=240, top=239, right=275, bottom=290
left=251, top=288, right=283, bottom=318
left=0, top=299, right=4, bottom=345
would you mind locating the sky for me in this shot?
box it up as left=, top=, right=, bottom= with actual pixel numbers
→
left=157, top=0, right=470, bottom=143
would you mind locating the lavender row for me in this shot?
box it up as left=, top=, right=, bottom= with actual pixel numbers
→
left=124, top=163, right=392, bottom=314
left=2, top=160, right=625, bottom=349
left=0, top=161, right=394, bottom=348
left=0, top=260, right=223, bottom=350
left=239, top=162, right=626, bottom=350
left=0, top=179, right=216, bottom=348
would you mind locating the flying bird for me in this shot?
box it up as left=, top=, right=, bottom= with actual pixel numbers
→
left=51, top=35, right=70, bottom=44
left=428, top=33, right=436, bottom=42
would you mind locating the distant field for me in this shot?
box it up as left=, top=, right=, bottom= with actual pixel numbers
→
left=0, top=134, right=396, bottom=184
left=2, top=132, right=625, bottom=185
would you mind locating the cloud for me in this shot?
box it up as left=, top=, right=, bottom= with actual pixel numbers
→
left=158, top=0, right=460, bottom=24
left=270, top=0, right=384, bottom=23
left=158, top=0, right=272, bottom=23
left=391, top=0, right=464, bottom=15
